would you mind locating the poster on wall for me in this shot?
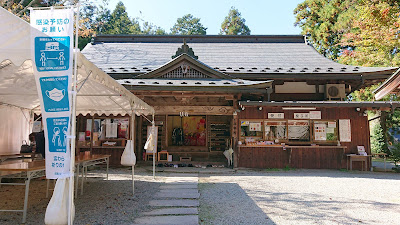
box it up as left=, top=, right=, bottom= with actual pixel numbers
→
left=30, top=8, right=74, bottom=179
left=339, top=119, right=351, bottom=142
left=32, top=121, right=42, bottom=132
left=314, top=123, right=327, bottom=141
left=105, top=119, right=118, bottom=138
left=249, top=122, right=262, bottom=131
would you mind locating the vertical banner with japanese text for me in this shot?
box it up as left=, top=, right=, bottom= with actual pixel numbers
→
left=30, top=8, right=73, bottom=179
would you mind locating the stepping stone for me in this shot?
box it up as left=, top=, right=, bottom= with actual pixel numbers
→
left=159, top=184, right=197, bottom=189
left=165, top=181, right=198, bottom=185
left=159, top=189, right=199, bottom=194
left=167, top=173, right=198, bottom=177
left=149, top=199, right=199, bottom=207
left=165, top=178, right=198, bottom=182
left=134, top=215, right=198, bottom=225
left=142, top=207, right=198, bottom=216
left=156, top=191, right=200, bottom=199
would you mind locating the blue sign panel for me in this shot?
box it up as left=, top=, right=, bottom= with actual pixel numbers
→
left=39, top=76, right=69, bottom=112
left=34, top=36, right=70, bottom=71
left=46, top=117, right=69, bottom=153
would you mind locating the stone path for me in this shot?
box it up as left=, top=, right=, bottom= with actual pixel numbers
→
left=134, top=173, right=199, bottom=225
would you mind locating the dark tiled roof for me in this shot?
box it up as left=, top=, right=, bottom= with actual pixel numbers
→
left=118, top=78, right=271, bottom=87
left=82, top=35, right=397, bottom=76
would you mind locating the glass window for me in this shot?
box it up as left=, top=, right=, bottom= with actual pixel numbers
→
left=264, top=120, right=287, bottom=141
left=288, top=120, right=310, bottom=142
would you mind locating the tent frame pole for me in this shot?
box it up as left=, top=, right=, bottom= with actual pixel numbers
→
left=152, top=114, right=155, bottom=180
left=68, top=3, right=80, bottom=225
left=130, top=114, right=135, bottom=196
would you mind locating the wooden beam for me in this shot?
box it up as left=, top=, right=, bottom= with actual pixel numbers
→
left=153, top=106, right=235, bottom=115
left=132, top=91, right=236, bottom=98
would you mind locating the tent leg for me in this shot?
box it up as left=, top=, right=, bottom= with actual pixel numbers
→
left=106, top=158, right=109, bottom=180
left=75, top=164, right=80, bottom=198
left=22, top=172, right=32, bottom=224
left=46, top=179, right=50, bottom=198
left=132, top=166, right=135, bottom=196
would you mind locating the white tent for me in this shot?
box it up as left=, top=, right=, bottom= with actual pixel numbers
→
left=0, top=7, right=154, bottom=154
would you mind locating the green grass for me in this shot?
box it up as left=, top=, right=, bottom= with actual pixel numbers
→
left=372, top=157, right=394, bottom=163
left=283, top=165, right=295, bottom=171
left=265, top=168, right=280, bottom=171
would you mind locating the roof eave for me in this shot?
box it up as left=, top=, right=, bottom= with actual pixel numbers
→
left=374, top=68, right=400, bottom=100
left=123, top=85, right=268, bottom=93
left=239, top=100, right=400, bottom=110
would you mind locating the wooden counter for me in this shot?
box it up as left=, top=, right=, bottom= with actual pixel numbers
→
left=237, top=145, right=347, bottom=169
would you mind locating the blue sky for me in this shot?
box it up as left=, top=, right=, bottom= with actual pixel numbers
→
left=105, top=0, right=304, bottom=35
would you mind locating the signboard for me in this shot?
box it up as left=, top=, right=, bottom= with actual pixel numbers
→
left=268, top=113, right=284, bottom=119
left=309, top=111, right=321, bottom=119
left=294, top=113, right=310, bottom=119
left=31, top=8, right=74, bottom=179
left=34, top=36, right=70, bottom=71
left=339, top=119, right=351, bottom=142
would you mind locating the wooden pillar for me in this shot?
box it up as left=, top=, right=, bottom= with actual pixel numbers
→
left=232, top=114, right=239, bottom=168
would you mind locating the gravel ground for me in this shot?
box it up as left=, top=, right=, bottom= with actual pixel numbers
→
left=1, top=167, right=400, bottom=225
left=199, top=169, right=400, bottom=225
left=0, top=167, right=161, bottom=225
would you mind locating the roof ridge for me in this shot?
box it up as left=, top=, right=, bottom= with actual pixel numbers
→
left=92, top=35, right=305, bottom=44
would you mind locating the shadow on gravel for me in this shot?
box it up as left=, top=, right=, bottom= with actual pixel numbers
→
left=199, top=182, right=275, bottom=225
left=0, top=173, right=159, bottom=225
left=233, top=169, right=400, bottom=180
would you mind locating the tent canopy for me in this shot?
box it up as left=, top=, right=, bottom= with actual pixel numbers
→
left=0, top=7, right=154, bottom=116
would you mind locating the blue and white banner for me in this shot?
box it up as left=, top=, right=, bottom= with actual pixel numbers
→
left=30, top=8, right=74, bottom=179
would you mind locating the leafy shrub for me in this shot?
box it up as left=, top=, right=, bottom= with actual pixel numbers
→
left=371, top=123, right=388, bottom=155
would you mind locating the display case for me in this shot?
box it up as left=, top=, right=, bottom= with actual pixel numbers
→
left=239, top=119, right=340, bottom=146
left=240, top=120, right=264, bottom=145
left=287, top=120, right=310, bottom=142
left=264, top=120, right=287, bottom=141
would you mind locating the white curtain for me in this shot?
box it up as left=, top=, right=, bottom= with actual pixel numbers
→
left=0, top=105, right=30, bottom=154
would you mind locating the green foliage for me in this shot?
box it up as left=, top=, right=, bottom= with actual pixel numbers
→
left=220, top=7, right=250, bottom=35
left=391, top=143, right=400, bottom=164
left=283, top=165, right=295, bottom=171
left=265, top=168, right=280, bottom=171
left=170, top=14, right=207, bottom=35
left=371, top=123, right=388, bottom=155
left=99, top=1, right=141, bottom=34
left=339, top=0, right=400, bottom=67
left=390, top=143, right=400, bottom=172
left=141, top=22, right=167, bottom=35
left=351, top=85, right=377, bottom=101
left=294, top=0, right=356, bottom=59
